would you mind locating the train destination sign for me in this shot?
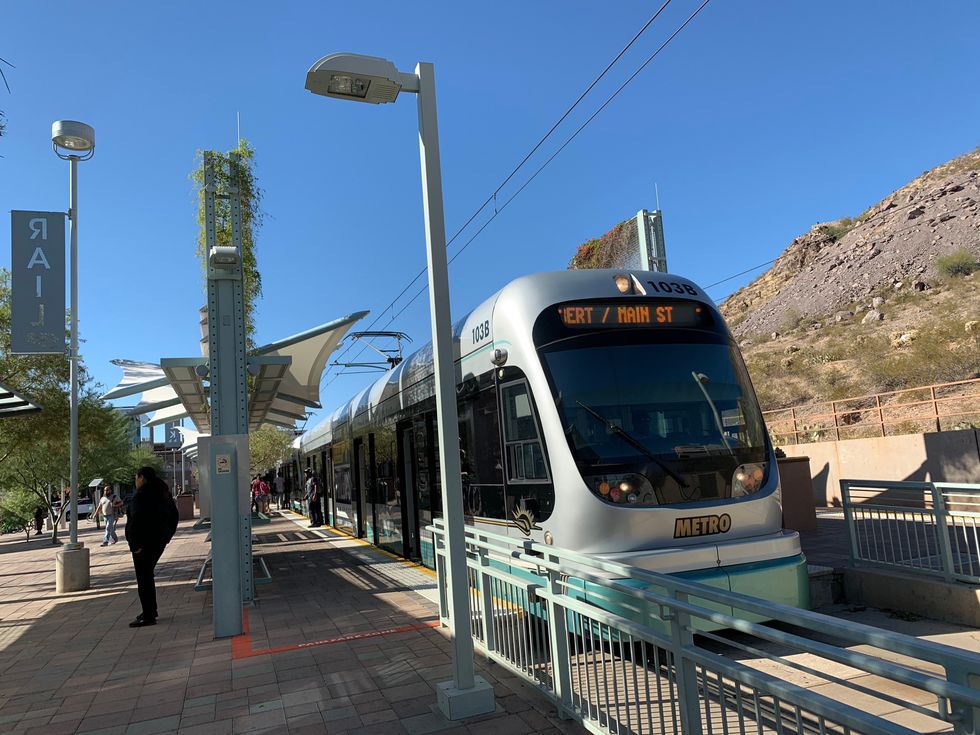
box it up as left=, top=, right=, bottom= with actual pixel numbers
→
left=557, top=301, right=707, bottom=329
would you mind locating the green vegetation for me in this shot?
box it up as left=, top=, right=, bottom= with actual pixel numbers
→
left=0, top=487, right=38, bottom=540
left=936, top=248, right=979, bottom=278
left=192, top=140, right=264, bottom=348
left=745, top=275, right=980, bottom=411
left=779, top=308, right=803, bottom=333
left=855, top=322, right=980, bottom=391
left=819, top=217, right=857, bottom=242
left=569, top=220, right=632, bottom=270
left=0, top=269, right=135, bottom=543
left=249, top=425, right=295, bottom=476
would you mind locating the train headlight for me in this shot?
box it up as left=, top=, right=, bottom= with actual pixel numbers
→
left=613, top=274, right=631, bottom=293
left=732, top=463, right=767, bottom=497
left=589, top=473, right=653, bottom=504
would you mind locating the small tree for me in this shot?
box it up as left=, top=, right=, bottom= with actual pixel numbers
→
left=0, top=487, right=39, bottom=542
left=249, top=425, right=294, bottom=476
left=119, top=445, right=164, bottom=480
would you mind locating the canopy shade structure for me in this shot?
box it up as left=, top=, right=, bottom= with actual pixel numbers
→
left=252, top=312, right=368, bottom=410
left=104, top=311, right=367, bottom=434
left=0, top=383, right=42, bottom=418
left=174, top=425, right=202, bottom=460
left=102, top=360, right=171, bottom=400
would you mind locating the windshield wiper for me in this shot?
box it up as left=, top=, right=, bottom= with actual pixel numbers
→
left=691, top=372, right=735, bottom=457
left=575, top=400, right=689, bottom=488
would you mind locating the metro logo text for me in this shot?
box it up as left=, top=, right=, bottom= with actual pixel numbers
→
left=673, top=513, right=732, bottom=538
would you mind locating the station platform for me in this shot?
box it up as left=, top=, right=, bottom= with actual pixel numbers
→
left=0, top=512, right=583, bottom=735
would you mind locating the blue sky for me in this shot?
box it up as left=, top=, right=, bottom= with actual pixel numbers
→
left=2, top=0, right=979, bottom=433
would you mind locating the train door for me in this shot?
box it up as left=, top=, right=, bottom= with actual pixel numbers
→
left=416, top=412, right=442, bottom=568
left=397, top=421, right=421, bottom=560
left=332, top=441, right=354, bottom=534
left=366, top=435, right=379, bottom=545
left=353, top=437, right=368, bottom=539
left=320, top=450, right=331, bottom=526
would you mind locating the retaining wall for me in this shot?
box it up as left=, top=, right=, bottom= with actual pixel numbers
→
left=781, top=429, right=980, bottom=506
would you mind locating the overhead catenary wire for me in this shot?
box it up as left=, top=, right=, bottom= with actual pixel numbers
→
left=322, top=0, right=713, bottom=389
left=320, top=2, right=681, bottom=387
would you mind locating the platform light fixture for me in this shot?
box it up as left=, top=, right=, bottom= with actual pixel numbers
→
left=305, top=53, right=418, bottom=105
left=305, top=52, right=495, bottom=721
left=52, top=120, right=96, bottom=590
left=52, top=120, right=95, bottom=156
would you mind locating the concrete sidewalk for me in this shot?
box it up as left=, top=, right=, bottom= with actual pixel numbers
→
left=0, top=512, right=582, bottom=735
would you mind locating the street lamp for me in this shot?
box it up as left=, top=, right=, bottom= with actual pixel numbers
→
left=305, top=53, right=495, bottom=721
left=52, top=120, right=95, bottom=593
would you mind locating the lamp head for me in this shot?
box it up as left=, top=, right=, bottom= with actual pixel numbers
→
left=305, top=53, right=412, bottom=104
left=52, top=120, right=95, bottom=156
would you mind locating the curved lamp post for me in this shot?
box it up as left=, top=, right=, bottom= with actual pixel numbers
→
left=52, top=120, right=94, bottom=592
left=305, top=54, right=494, bottom=720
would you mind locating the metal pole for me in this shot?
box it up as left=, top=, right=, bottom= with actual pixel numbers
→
left=415, top=61, right=476, bottom=692
left=68, top=155, right=80, bottom=548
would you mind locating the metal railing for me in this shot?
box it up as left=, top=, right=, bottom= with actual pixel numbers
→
left=431, top=520, right=980, bottom=734
left=763, top=378, right=980, bottom=445
left=841, top=479, right=980, bottom=584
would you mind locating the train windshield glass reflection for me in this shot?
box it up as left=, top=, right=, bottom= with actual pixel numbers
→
left=539, top=336, right=768, bottom=505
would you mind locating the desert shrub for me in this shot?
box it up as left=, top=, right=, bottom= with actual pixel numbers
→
left=936, top=248, right=979, bottom=278
left=857, top=322, right=980, bottom=391
left=820, top=217, right=856, bottom=242
left=779, top=308, right=803, bottom=332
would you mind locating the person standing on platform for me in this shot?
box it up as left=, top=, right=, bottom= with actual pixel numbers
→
left=274, top=472, right=285, bottom=510
left=250, top=476, right=262, bottom=514
left=304, top=467, right=323, bottom=527
left=126, top=467, right=179, bottom=628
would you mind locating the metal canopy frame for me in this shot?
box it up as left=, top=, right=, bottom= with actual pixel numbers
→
left=160, top=358, right=210, bottom=431
left=247, top=355, right=293, bottom=432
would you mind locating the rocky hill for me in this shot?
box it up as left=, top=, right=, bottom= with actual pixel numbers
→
left=717, top=148, right=980, bottom=411
left=721, top=148, right=980, bottom=337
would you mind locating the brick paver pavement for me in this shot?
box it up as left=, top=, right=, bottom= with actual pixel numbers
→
left=0, top=511, right=584, bottom=735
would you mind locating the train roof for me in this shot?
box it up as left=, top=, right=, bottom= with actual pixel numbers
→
left=299, top=269, right=717, bottom=453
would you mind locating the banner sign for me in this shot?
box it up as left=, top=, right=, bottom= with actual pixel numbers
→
left=10, top=211, right=65, bottom=354
left=165, top=421, right=182, bottom=448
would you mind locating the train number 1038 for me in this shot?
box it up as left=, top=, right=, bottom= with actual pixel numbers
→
left=647, top=280, right=699, bottom=296
left=471, top=320, right=491, bottom=345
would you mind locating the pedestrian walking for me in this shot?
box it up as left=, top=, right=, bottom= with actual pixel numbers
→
left=304, top=467, right=323, bottom=527
left=97, top=485, right=123, bottom=546
left=126, top=467, right=179, bottom=628
left=33, top=506, right=44, bottom=536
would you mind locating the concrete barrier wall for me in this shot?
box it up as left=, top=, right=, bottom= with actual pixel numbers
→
left=781, top=429, right=980, bottom=506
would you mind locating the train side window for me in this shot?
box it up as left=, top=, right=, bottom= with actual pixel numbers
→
left=500, top=381, right=549, bottom=482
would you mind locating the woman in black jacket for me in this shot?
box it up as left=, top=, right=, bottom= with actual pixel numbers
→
left=126, top=466, right=179, bottom=628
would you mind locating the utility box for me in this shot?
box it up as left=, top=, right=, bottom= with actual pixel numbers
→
left=175, top=494, right=195, bottom=521
left=778, top=456, right=817, bottom=532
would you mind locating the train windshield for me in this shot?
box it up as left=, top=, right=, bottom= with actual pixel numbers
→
left=538, top=330, right=770, bottom=507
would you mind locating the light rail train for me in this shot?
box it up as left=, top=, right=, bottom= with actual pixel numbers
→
left=291, top=269, right=809, bottom=612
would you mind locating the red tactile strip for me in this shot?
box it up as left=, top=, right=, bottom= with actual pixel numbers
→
left=230, top=606, right=442, bottom=659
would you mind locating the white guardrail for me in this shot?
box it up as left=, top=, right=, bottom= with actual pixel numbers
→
left=841, top=480, right=980, bottom=585
left=431, top=520, right=980, bottom=735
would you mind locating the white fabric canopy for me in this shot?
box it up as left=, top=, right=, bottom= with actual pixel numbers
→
left=104, top=311, right=368, bottom=434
